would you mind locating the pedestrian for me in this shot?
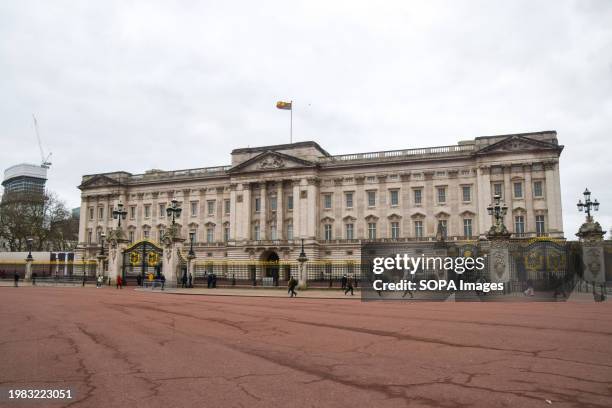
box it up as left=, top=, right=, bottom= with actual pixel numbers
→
left=116, top=275, right=122, bottom=289
left=160, top=274, right=166, bottom=291
left=14, top=271, right=19, bottom=287
left=96, top=275, right=102, bottom=288
left=341, top=274, right=347, bottom=290
left=188, top=273, right=193, bottom=288
left=344, top=277, right=354, bottom=296
left=181, top=273, right=187, bottom=288
left=524, top=279, right=534, bottom=296
left=82, top=275, right=87, bottom=287
left=231, top=273, right=236, bottom=286
left=288, top=276, right=298, bottom=297
left=207, top=273, right=213, bottom=288
left=32, top=272, right=37, bottom=286
left=212, top=273, right=217, bottom=288
left=108, top=276, right=111, bottom=286
left=136, top=275, right=141, bottom=287
left=401, top=270, right=413, bottom=299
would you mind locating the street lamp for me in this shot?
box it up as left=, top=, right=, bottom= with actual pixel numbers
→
left=26, top=237, right=34, bottom=261
left=188, top=232, right=195, bottom=257
left=166, top=199, right=182, bottom=225
left=297, top=238, right=308, bottom=264
left=577, top=188, right=600, bottom=220
left=112, top=202, right=128, bottom=228
left=487, top=194, right=508, bottom=226
left=99, top=233, right=106, bottom=256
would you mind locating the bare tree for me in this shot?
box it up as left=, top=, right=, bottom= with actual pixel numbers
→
left=0, top=191, right=78, bottom=251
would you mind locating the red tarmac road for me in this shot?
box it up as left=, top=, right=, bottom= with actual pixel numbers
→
left=1, top=286, right=612, bottom=408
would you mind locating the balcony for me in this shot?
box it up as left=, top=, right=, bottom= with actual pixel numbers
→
left=319, top=144, right=475, bottom=165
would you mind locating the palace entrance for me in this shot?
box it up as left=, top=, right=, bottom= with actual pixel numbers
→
left=261, top=250, right=280, bottom=286
left=122, top=240, right=163, bottom=284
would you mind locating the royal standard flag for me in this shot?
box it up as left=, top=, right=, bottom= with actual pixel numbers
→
left=276, top=101, right=292, bottom=110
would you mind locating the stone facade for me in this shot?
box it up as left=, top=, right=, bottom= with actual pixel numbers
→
left=76, top=131, right=564, bottom=267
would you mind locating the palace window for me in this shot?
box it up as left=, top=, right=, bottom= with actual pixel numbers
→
left=513, top=182, right=523, bottom=199
left=159, top=203, right=165, bottom=218
left=323, top=194, right=332, bottom=210
left=367, top=191, right=376, bottom=207
left=462, top=186, right=471, bottom=202
left=286, top=223, right=293, bottom=240
left=253, top=224, right=260, bottom=241
left=493, top=183, right=503, bottom=198
left=224, top=225, right=230, bottom=241
left=98, top=207, right=104, bottom=220
left=414, top=220, right=423, bottom=238
left=536, top=215, right=546, bottom=236
left=89, top=207, right=94, bottom=221
left=437, top=187, right=446, bottom=204
left=533, top=181, right=543, bottom=197
left=391, top=222, right=400, bottom=239
left=514, top=216, right=525, bottom=235
left=287, top=195, right=293, bottom=210
left=413, top=189, right=422, bottom=205
left=206, top=227, right=214, bottom=243
left=368, top=222, right=377, bottom=239
left=143, top=229, right=150, bottom=239
left=190, top=201, right=198, bottom=217
left=128, top=231, right=134, bottom=243
left=463, top=218, right=473, bottom=238
left=270, top=196, right=278, bottom=211
left=207, top=200, right=215, bottom=216
left=144, top=204, right=151, bottom=218
left=270, top=225, right=277, bottom=240
left=439, top=220, right=448, bottom=238
left=224, top=199, right=231, bottom=214
left=345, top=192, right=353, bottom=208
left=324, top=224, right=332, bottom=241
left=255, top=197, right=261, bottom=212
left=159, top=228, right=165, bottom=243
left=130, top=206, right=136, bottom=220
left=345, top=223, right=354, bottom=240
left=390, top=190, right=399, bottom=207
left=87, top=230, right=92, bottom=244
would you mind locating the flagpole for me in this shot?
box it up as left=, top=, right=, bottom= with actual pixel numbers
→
left=290, top=100, right=293, bottom=144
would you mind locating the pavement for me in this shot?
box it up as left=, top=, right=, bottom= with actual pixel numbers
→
left=1, top=286, right=612, bottom=408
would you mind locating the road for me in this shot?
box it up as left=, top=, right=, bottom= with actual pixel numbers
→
left=1, top=286, right=611, bottom=407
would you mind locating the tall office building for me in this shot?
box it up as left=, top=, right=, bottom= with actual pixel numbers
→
left=2, top=164, right=47, bottom=195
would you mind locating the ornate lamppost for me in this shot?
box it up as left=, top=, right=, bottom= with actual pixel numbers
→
left=487, top=194, right=510, bottom=238
left=24, top=237, right=34, bottom=282
left=188, top=231, right=195, bottom=258
left=112, top=202, right=128, bottom=228
left=99, top=233, right=106, bottom=256
left=166, top=199, right=182, bottom=225
left=297, top=238, right=308, bottom=289
left=26, top=237, right=34, bottom=261
left=577, top=188, right=600, bottom=221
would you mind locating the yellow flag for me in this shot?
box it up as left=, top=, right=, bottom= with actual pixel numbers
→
left=276, top=101, right=292, bottom=110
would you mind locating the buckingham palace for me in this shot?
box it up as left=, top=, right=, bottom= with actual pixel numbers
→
left=76, top=130, right=564, bottom=285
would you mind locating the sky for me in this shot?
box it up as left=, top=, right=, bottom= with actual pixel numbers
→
left=1, top=0, right=611, bottom=236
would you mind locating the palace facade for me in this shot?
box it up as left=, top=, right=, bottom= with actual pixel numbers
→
left=76, top=131, right=564, bottom=274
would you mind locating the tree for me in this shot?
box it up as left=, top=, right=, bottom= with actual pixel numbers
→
left=0, top=190, right=78, bottom=251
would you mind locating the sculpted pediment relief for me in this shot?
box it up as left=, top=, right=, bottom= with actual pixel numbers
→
left=477, top=135, right=563, bottom=155
left=228, top=151, right=316, bottom=174
left=79, top=174, right=123, bottom=189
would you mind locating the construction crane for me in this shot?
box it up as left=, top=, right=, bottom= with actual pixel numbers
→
left=32, top=114, right=52, bottom=169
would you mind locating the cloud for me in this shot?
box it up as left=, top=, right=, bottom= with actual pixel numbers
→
left=1, top=0, right=611, bottom=235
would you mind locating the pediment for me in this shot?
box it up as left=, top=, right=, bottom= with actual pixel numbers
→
left=228, top=151, right=317, bottom=174
left=477, top=135, right=563, bottom=155
left=79, top=174, right=123, bottom=189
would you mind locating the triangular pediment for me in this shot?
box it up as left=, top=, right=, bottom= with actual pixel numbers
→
left=477, top=135, right=563, bottom=155
left=78, top=174, right=123, bottom=189
left=228, top=151, right=317, bottom=173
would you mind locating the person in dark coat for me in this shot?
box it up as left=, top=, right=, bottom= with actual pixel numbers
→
left=212, top=273, right=217, bottom=288
left=14, top=272, right=19, bottom=287
left=344, top=277, right=354, bottom=296
left=181, top=273, right=187, bottom=288
left=207, top=273, right=213, bottom=288
left=160, top=274, right=166, bottom=290
left=32, top=272, right=37, bottom=286
left=188, top=274, right=193, bottom=288
left=288, top=276, right=298, bottom=297
left=116, top=275, right=122, bottom=289
left=136, top=275, right=142, bottom=287
left=341, top=275, right=347, bottom=290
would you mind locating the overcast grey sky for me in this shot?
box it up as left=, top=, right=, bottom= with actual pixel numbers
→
left=1, top=0, right=611, bottom=236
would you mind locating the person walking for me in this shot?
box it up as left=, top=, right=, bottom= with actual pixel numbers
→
left=207, top=273, right=212, bottom=289
left=524, top=279, right=534, bottom=296
left=188, top=273, right=193, bottom=288
left=32, top=272, right=37, bottom=286
left=344, top=277, right=354, bottom=296
left=181, top=273, right=187, bottom=288
left=288, top=276, right=298, bottom=297
left=341, top=274, right=347, bottom=290
left=160, top=274, right=166, bottom=291
left=96, top=275, right=102, bottom=288
left=14, top=272, right=19, bottom=287
left=82, top=275, right=87, bottom=287
left=212, top=273, right=217, bottom=288
left=116, top=275, right=123, bottom=289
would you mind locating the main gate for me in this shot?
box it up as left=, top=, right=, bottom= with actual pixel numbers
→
left=122, top=240, right=164, bottom=283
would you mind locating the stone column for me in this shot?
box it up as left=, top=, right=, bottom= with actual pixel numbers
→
left=523, top=164, right=535, bottom=233
left=259, top=182, right=267, bottom=240
left=306, top=177, right=319, bottom=239
left=108, top=237, right=129, bottom=285
left=25, top=257, right=33, bottom=281
left=240, top=183, right=252, bottom=240
left=276, top=181, right=284, bottom=239
left=476, top=166, right=491, bottom=237
left=544, top=161, right=560, bottom=234
left=576, top=218, right=606, bottom=299
left=292, top=179, right=302, bottom=238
